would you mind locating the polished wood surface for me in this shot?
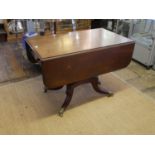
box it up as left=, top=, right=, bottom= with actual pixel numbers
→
left=27, top=28, right=134, bottom=60
left=26, top=28, right=135, bottom=115
left=41, top=43, right=134, bottom=89
left=58, top=76, right=113, bottom=116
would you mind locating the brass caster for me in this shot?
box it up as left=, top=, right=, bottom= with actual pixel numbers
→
left=58, top=108, right=65, bottom=117
left=107, top=92, right=114, bottom=97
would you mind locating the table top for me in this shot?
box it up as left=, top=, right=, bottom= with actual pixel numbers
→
left=26, top=28, right=134, bottom=60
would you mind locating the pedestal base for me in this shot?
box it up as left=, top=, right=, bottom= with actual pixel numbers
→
left=44, top=76, right=113, bottom=117
left=58, top=76, right=113, bottom=117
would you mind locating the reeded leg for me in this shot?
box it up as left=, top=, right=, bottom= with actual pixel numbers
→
left=91, top=77, right=113, bottom=97
left=58, top=85, right=74, bottom=117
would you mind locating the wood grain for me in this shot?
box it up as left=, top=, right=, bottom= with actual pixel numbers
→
left=42, top=43, right=134, bottom=88
left=27, top=28, right=134, bottom=60
left=26, top=28, right=135, bottom=89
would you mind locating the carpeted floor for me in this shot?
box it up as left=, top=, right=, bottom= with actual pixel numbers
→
left=0, top=73, right=155, bottom=134
left=0, top=42, right=41, bottom=84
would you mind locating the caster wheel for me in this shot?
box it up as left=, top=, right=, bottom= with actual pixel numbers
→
left=58, top=108, right=65, bottom=117
left=146, top=66, right=151, bottom=70
left=107, top=92, right=114, bottom=97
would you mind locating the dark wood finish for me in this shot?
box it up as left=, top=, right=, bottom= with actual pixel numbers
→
left=0, top=24, right=7, bottom=42
left=26, top=28, right=135, bottom=116
left=58, top=76, right=113, bottom=117
left=41, top=43, right=134, bottom=89
left=90, top=77, right=113, bottom=96
left=25, top=41, right=39, bottom=63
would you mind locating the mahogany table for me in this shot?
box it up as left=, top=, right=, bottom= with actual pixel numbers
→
left=25, top=28, right=135, bottom=116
